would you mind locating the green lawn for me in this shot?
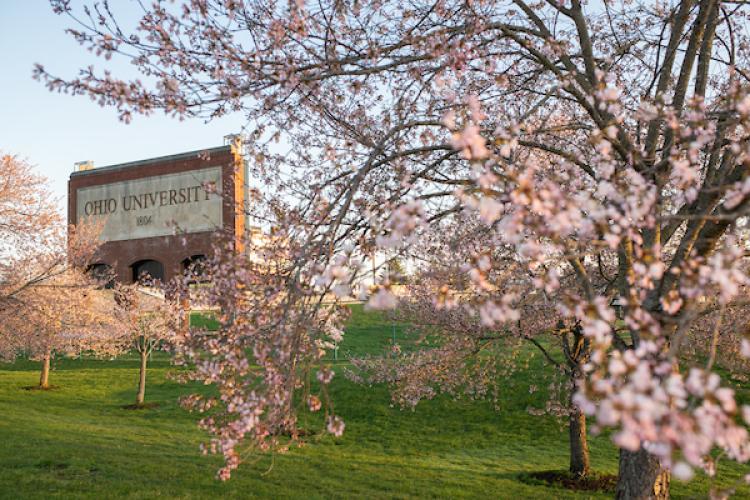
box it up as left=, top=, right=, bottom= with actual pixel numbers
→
left=0, top=306, right=747, bottom=498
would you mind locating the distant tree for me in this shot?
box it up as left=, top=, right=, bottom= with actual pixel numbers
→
left=113, top=284, right=177, bottom=407
left=0, top=153, right=67, bottom=300
left=352, top=218, right=594, bottom=477
left=384, top=257, right=408, bottom=285
left=682, top=294, right=750, bottom=378
left=0, top=153, right=117, bottom=389
left=0, top=260, right=121, bottom=389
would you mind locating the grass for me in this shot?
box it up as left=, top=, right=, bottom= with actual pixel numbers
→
left=0, top=305, right=747, bottom=498
left=189, top=311, right=221, bottom=330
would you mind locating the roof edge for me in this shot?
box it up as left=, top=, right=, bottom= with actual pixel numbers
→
left=70, top=145, right=232, bottom=178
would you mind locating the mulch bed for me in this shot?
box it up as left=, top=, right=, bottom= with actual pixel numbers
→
left=518, top=470, right=617, bottom=492
left=22, top=385, right=60, bottom=391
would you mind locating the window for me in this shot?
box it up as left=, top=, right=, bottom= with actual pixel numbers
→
left=182, top=254, right=208, bottom=283
left=131, top=259, right=165, bottom=284
left=87, top=263, right=115, bottom=289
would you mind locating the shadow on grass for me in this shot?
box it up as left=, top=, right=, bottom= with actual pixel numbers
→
left=0, top=353, right=176, bottom=372
left=121, top=402, right=161, bottom=410
left=22, top=385, right=60, bottom=391
left=517, top=470, right=617, bottom=492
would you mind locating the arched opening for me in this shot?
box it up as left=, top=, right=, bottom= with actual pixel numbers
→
left=182, top=254, right=208, bottom=283
left=86, top=263, right=115, bottom=289
left=131, top=259, right=165, bottom=284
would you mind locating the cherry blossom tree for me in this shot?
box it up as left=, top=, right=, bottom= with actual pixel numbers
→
left=0, top=153, right=67, bottom=303
left=113, top=284, right=177, bottom=406
left=40, top=1, right=750, bottom=496
left=351, top=217, right=602, bottom=477
left=681, top=294, right=750, bottom=378
left=0, top=154, right=117, bottom=388
left=0, top=226, right=121, bottom=389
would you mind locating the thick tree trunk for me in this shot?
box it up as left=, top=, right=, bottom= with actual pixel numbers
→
left=568, top=406, right=590, bottom=477
left=136, top=350, right=148, bottom=406
left=616, top=448, right=670, bottom=499
left=39, top=351, right=51, bottom=389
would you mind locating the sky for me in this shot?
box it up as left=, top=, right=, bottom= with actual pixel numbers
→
left=0, top=2, right=247, bottom=213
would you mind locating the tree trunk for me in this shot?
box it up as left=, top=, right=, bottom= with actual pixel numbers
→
left=136, top=350, right=148, bottom=406
left=566, top=363, right=590, bottom=479
left=568, top=406, right=590, bottom=477
left=39, top=351, right=51, bottom=389
left=616, top=448, right=670, bottom=499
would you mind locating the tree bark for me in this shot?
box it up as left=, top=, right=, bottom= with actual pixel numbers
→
left=616, top=448, right=670, bottom=499
left=136, top=350, right=148, bottom=406
left=39, top=351, right=51, bottom=389
left=568, top=406, right=590, bottom=477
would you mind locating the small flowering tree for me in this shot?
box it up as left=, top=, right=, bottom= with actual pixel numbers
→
left=42, top=1, right=750, bottom=496
left=0, top=153, right=68, bottom=303
left=113, top=284, right=176, bottom=407
left=351, top=218, right=601, bottom=477
left=0, top=153, right=116, bottom=388
left=0, top=258, right=122, bottom=389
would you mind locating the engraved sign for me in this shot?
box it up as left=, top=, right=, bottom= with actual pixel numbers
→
left=76, top=167, right=223, bottom=241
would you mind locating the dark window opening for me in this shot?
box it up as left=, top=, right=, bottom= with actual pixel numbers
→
left=182, top=254, right=208, bottom=283
left=131, top=259, right=164, bottom=285
left=87, top=263, right=115, bottom=289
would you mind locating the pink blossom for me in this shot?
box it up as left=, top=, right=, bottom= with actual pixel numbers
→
left=367, top=287, right=398, bottom=310
left=451, top=125, right=489, bottom=161
left=308, top=395, right=322, bottom=412
left=326, top=415, right=345, bottom=437
left=672, top=462, right=694, bottom=481
left=614, top=430, right=641, bottom=451
left=478, top=196, right=504, bottom=224
left=317, top=368, right=335, bottom=385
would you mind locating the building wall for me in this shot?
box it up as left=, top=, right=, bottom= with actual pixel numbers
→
left=68, top=145, right=245, bottom=284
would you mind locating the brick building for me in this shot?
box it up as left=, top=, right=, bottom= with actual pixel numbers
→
left=68, top=140, right=246, bottom=284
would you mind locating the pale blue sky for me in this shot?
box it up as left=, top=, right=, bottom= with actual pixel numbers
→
left=0, top=1, right=246, bottom=212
